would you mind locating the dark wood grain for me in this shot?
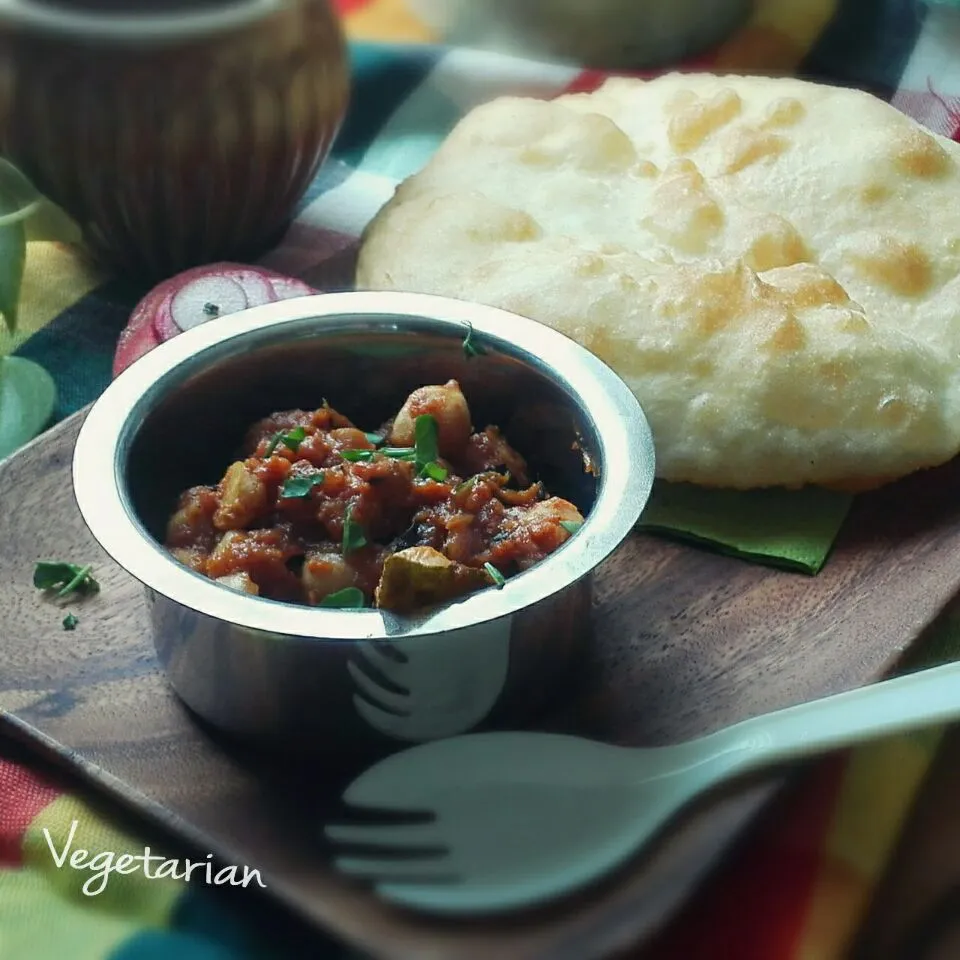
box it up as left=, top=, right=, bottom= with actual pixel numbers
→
left=2, top=408, right=960, bottom=960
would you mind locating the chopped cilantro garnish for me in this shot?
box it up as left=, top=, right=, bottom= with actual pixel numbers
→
left=318, top=586, right=366, bottom=609
left=484, top=562, right=506, bottom=588
left=412, top=415, right=447, bottom=479
left=339, top=417, right=446, bottom=477
left=62, top=613, right=79, bottom=630
left=342, top=504, right=367, bottom=555
left=34, top=561, right=100, bottom=598
left=265, top=426, right=307, bottom=457
left=340, top=446, right=417, bottom=463
left=414, top=415, right=439, bottom=466
left=422, top=461, right=449, bottom=482
left=280, top=472, right=325, bottom=499
left=560, top=520, right=583, bottom=535
left=202, top=302, right=220, bottom=317
left=462, top=323, right=487, bottom=359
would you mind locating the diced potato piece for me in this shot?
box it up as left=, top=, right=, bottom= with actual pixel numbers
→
left=210, top=530, right=245, bottom=563
left=375, top=546, right=491, bottom=614
left=302, top=551, right=357, bottom=605
left=215, top=572, right=260, bottom=595
left=165, top=487, right=217, bottom=549
left=169, top=546, right=208, bottom=572
left=516, top=497, right=583, bottom=530
left=389, top=380, right=472, bottom=459
left=214, top=461, right=268, bottom=530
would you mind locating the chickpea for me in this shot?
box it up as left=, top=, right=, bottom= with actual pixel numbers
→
left=215, top=572, right=259, bottom=595
left=302, top=550, right=357, bottom=604
left=389, top=380, right=472, bottom=459
left=214, top=461, right=268, bottom=530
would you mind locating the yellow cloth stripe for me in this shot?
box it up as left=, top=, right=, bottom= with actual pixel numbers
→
left=0, top=868, right=138, bottom=960
left=342, top=0, right=435, bottom=43
left=796, top=729, right=943, bottom=958
left=20, top=794, right=183, bottom=926
left=11, top=241, right=104, bottom=348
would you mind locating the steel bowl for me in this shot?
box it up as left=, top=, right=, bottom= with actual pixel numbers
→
left=73, top=292, right=655, bottom=756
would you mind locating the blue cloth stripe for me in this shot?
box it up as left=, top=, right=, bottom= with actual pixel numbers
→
left=332, top=43, right=443, bottom=169
left=13, top=279, right=140, bottom=423
left=800, top=0, right=927, bottom=100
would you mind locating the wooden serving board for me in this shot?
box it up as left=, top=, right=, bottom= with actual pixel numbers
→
left=3, top=409, right=960, bottom=960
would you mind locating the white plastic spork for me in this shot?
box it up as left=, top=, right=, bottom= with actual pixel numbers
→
left=325, top=658, right=960, bottom=915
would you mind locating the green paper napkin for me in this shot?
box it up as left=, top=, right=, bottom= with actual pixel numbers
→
left=637, top=481, right=854, bottom=575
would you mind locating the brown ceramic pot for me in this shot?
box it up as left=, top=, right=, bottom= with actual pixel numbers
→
left=0, top=0, right=349, bottom=281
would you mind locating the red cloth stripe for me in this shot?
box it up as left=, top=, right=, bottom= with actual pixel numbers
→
left=561, top=50, right=721, bottom=97
left=643, top=754, right=848, bottom=959
left=333, top=0, right=372, bottom=15
left=0, top=759, right=62, bottom=866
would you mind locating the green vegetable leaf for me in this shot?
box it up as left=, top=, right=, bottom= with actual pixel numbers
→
left=341, top=446, right=419, bottom=463
left=342, top=504, right=367, bottom=555
left=0, top=159, right=44, bottom=229
left=33, top=561, right=100, bottom=598
left=0, top=160, right=80, bottom=335
left=422, top=461, right=449, bottom=482
left=462, top=323, right=487, bottom=359
left=265, top=426, right=307, bottom=457
left=560, top=520, right=583, bottom=535
left=484, top=562, right=506, bottom=588
left=62, top=612, right=79, bottom=630
left=0, top=219, right=26, bottom=335
left=280, top=472, right=324, bottom=499
left=414, top=415, right=440, bottom=467
left=318, top=586, right=366, bottom=608
left=339, top=449, right=375, bottom=462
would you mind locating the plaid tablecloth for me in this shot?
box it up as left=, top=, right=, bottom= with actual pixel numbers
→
left=5, top=0, right=960, bottom=957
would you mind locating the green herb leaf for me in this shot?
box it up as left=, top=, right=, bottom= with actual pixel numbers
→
left=560, top=520, right=583, bottom=535
left=339, top=449, right=375, bottom=462
left=462, top=323, right=487, bottom=359
left=0, top=219, right=26, bottom=335
left=280, top=472, right=324, bottom=499
left=265, top=426, right=307, bottom=457
left=414, top=415, right=440, bottom=466
left=422, top=461, right=449, bottom=482
left=410, top=416, right=448, bottom=481
left=33, top=561, right=100, bottom=598
left=202, top=302, right=220, bottom=317
left=342, top=504, right=367, bottom=555
left=364, top=432, right=384, bottom=447
left=484, top=562, right=506, bottom=588
left=318, top=586, right=366, bottom=609
left=62, top=612, right=79, bottom=630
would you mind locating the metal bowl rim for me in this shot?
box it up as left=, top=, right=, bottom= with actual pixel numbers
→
left=72, top=290, right=655, bottom=641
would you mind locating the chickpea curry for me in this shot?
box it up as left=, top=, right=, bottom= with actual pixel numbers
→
left=164, top=381, right=585, bottom=613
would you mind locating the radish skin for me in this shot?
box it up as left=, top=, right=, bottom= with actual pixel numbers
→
left=113, top=262, right=317, bottom=377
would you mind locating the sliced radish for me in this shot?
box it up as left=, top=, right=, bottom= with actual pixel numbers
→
left=151, top=290, right=180, bottom=341
left=224, top=268, right=276, bottom=306
left=113, top=321, right=161, bottom=377
left=170, top=275, right=249, bottom=331
left=264, top=275, right=316, bottom=300
left=113, top=262, right=319, bottom=377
